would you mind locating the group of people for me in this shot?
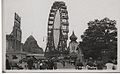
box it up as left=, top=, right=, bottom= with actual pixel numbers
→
left=74, top=57, right=117, bottom=70
left=27, top=57, right=58, bottom=70
left=6, top=56, right=58, bottom=70
left=6, top=55, right=117, bottom=70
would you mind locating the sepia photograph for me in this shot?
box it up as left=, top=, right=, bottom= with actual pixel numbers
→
left=2, top=0, right=120, bottom=73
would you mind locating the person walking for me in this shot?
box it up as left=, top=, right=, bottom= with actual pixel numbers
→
left=96, top=58, right=104, bottom=70
left=6, top=56, right=11, bottom=70
left=27, top=57, right=34, bottom=69
left=62, top=60, right=65, bottom=67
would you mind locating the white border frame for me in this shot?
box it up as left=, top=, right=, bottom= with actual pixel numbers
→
left=1, top=0, right=120, bottom=73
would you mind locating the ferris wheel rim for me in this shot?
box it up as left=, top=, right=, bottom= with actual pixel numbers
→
left=45, top=1, right=69, bottom=54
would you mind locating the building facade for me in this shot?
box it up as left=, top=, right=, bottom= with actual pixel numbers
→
left=6, top=13, right=25, bottom=61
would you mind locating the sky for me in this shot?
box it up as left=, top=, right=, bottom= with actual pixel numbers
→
left=3, top=0, right=120, bottom=51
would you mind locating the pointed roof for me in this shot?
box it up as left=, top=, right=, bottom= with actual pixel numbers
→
left=23, top=35, right=43, bottom=54
left=70, top=31, right=77, bottom=41
left=27, top=35, right=36, bottom=41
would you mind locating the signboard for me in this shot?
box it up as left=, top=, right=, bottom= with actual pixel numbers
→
left=14, top=13, right=21, bottom=23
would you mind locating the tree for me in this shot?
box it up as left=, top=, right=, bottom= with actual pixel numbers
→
left=79, top=17, right=117, bottom=60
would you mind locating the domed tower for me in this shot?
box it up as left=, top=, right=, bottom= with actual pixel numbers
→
left=69, top=31, right=78, bottom=53
left=70, top=31, right=77, bottom=42
left=69, top=31, right=84, bottom=64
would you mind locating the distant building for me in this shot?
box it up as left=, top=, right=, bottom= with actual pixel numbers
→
left=26, top=54, right=45, bottom=60
left=22, top=35, right=44, bottom=60
left=22, top=35, right=44, bottom=54
left=6, top=13, right=25, bottom=61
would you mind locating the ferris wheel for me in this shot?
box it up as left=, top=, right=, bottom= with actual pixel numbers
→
left=45, top=1, right=69, bottom=57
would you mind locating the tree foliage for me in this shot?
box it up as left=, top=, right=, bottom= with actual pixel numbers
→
left=79, top=17, right=117, bottom=60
